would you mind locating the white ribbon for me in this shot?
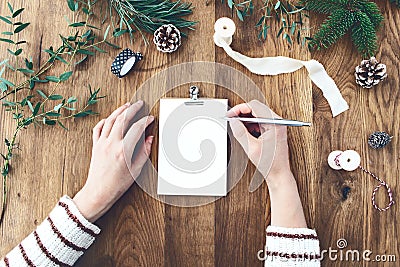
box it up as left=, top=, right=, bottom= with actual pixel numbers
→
left=213, top=17, right=349, bottom=117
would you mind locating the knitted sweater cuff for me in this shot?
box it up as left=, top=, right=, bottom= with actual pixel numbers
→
left=264, top=225, right=321, bottom=267
left=1, top=195, right=101, bottom=267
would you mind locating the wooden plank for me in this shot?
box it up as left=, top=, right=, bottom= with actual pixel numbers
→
left=0, top=0, right=67, bottom=255
left=162, top=2, right=216, bottom=267
left=311, top=1, right=400, bottom=266
left=1, top=1, right=399, bottom=266
left=214, top=1, right=313, bottom=266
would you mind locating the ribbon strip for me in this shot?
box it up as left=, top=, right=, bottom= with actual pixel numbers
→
left=214, top=17, right=349, bottom=117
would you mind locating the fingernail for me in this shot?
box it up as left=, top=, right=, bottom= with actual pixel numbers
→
left=149, top=115, right=154, bottom=121
left=137, top=100, right=143, bottom=104
left=149, top=136, right=154, bottom=143
left=124, top=102, right=131, bottom=106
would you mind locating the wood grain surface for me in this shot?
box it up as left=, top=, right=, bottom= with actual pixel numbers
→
left=0, top=0, right=399, bottom=266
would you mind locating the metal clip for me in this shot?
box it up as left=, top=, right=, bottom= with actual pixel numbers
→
left=189, top=86, right=199, bottom=100
left=185, top=86, right=203, bottom=105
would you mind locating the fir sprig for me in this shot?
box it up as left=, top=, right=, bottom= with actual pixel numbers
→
left=303, top=0, right=383, bottom=57
left=0, top=0, right=113, bottom=224
left=107, top=0, right=197, bottom=43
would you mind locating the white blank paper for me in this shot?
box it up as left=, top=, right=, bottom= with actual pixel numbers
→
left=157, top=98, right=228, bottom=196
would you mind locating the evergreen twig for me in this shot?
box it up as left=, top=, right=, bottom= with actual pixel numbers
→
left=303, top=0, right=383, bottom=58
left=107, top=0, right=197, bottom=44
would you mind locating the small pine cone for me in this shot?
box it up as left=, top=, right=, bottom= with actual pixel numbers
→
left=153, top=24, right=181, bottom=53
left=368, top=131, right=392, bottom=149
left=355, top=57, right=387, bottom=89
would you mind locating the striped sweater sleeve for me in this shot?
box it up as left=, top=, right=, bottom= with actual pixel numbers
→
left=0, top=195, right=101, bottom=267
left=264, top=226, right=320, bottom=266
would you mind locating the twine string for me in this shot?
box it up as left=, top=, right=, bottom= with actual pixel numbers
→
left=334, top=153, right=394, bottom=212
left=358, top=165, right=395, bottom=212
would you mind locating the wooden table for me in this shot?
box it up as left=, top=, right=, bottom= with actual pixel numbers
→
left=1, top=1, right=399, bottom=266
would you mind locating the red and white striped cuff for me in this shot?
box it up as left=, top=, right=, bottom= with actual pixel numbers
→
left=264, top=225, right=320, bottom=267
left=1, top=195, right=101, bottom=267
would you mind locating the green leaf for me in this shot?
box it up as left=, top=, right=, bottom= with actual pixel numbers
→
left=113, top=29, right=128, bottom=37
left=45, top=76, right=60, bottom=83
left=54, top=103, right=63, bottom=111
left=67, top=0, right=78, bottom=11
left=2, top=100, right=16, bottom=106
left=2, top=31, right=13, bottom=35
left=43, top=117, right=56, bottom=125
left=227, top=0, right=233, bottom=9
left=33, top=102, right=41, bottom=116
left=67, top=97, right=77, bottom=103
left=27, top=100, right=34, bottom=112
left=77, top=49, right=95, bottom=55
left=0, top=16, right=12, bottom=24
left=46, top=112, right=61, bottom=117
left=58, top=121, right=68, bottom=130
left=59, top=71, right=73, bottom=81
left=274, top=1, right=281, bottom=10
left=37, top=89, right=47, bottom=99
left=75, top=55, right=88, bottom=65
left=0, top=38, right=14, bottom=44
left=63, top=106, right=76, bottom=111
left=103, top=25, right=110, bottom=40
left=0, top=78, right=14, bottom=87
left=15, top=40, right=26, bottom=45
left=105, top=41, right=121, bottom=49
left=69, top=22, right=85, bottom=27
left=87, top=24, right=100, bottom=30
left=12, top=8, right=24, bottom=18
left=17, top=68, right=34, bottom=74
left=92, top=45, right=106, bottom=53
left=7, top=2, right=13, bottom=13
left=236, top=10, right=244, bottom=21
left=48, top=94, right=63, bottom=100
left=0, top=82, right=7, bottom=93
left=87, top=99, right=98, bottom=105
left=14, top=23, right=30, bottom=33
left=55, top=55, right=68, bottom=65
left=25, top=58, right=33, bottom=69
left=256, top=16, right=264, bottom=27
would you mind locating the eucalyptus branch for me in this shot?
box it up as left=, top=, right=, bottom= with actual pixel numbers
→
left=0, top=0, right=116, bottom=225
left=223, top=0, right=308, bottom=46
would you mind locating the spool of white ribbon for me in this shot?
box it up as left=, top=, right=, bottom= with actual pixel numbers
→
left=213, top=17, right=349, bottom=117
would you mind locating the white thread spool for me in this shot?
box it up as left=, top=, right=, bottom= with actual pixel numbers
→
left=213, top=17, right=236, bottom=47
left=328, top=150, right=361, bottom=171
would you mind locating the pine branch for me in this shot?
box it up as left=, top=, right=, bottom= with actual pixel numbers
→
left=308, top=8, right=355, bottom=50
left=302, top=0, right=344, bottom=14
left=108, top=0, right=196, bottom=43
left=358, top=0, right=384, bottom=28
left=305, top=0, right=382, bottom=57
left=351, top=11, right=377, bottom=57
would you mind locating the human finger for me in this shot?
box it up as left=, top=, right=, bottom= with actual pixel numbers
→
left=124, top=116, right=155, bottom=156
left=130, top=136, right=154, bottom=177
left=109, top=100, right=144, bottom=140
left=93, top=119, right=106, bottom=145
left=101, top=103, right=131, bottom=138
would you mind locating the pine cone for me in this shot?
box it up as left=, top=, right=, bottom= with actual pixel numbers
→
left=355, top=57, right=387, bottom=89
left=368, top=131, right=392, bottom=149
left=153, top=24, right=181, bottom=53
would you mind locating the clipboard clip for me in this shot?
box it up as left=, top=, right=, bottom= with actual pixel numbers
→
left=185, top=86, right=204, bottom=105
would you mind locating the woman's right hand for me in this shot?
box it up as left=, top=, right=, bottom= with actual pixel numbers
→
left=228, top=100, right=307, bottom=227
left=226, top=100, right=293, bottom=187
